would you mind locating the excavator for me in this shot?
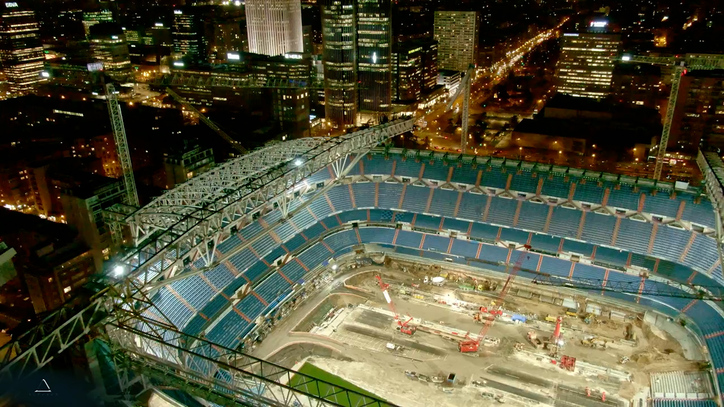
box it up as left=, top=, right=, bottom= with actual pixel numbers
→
left=459, top=245, right=531, bottom=353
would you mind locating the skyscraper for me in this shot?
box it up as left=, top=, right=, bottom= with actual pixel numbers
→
left=433, top=11, right=478, bottom=72
left=172, top=8, right=207, bottom=65
left=89, top=23, right=132, bottom=79
left=245, top=0, right=302, bottom=57
left=556, top=32, right=621, bottom=99
left=0, top=2, right=44, bottom=95
left=356, top=0, right=391, bottom=117
left=321, top=0, right=357, bottom=127
left=669, top=70, right=724, bottom=151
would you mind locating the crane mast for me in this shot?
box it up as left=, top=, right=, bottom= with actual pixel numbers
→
left=460, top=245, right=531, bottom=353
left=105, top=84, right=139, bottom=207
left=165, top=88, right=247, bottom=155
left=446, top=64, right=475, bottom=155
left=622, top=54, right=724, bottom=180
left=375, top=275, right=415, bottom=334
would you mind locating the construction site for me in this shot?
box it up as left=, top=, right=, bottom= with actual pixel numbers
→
left=258, top=253, right=713, bottom=407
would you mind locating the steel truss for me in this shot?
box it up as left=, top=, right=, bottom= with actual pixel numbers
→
left=531, top=273, right=724, bottom=301
left=106, top=84, right=140, bottom=207
left=697, top=150, right=724, bottom=284
left=624, top=54, right=724, bottom=180
left=121, top=119, right=414, bottom=286
left=0, top=279, right=394, bottom=407
left=106, top=315, right=393, bottom=407
left=155, top=72, right=325, bottom=90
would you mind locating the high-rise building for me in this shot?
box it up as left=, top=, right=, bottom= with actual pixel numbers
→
left=245, top=0, right=302, bottom=57
left=250, top=53, right=311, bottom=137
left=172, top=8, right=207, bottom=65
left=356, top=0, right=391, bottom=117
left=433, top=11, right=478, bottom=72
left=391, top=39, right=439, bottom=103
left=669, top=70, right=724, bottom=151
left=556, top=32, right=621, bottom=99
left=89, top=23, right=131, bottom=79
left=321, top=0, right=357, bottom=127
left=612, top=63, right=662, bottom=108
left=0, top=2, right=44, bottom=95
left=82, top=9, right=113, bottom=38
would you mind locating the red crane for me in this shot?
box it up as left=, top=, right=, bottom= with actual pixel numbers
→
left=459, top=245, right=531, bottom=353
left=375, top=275, right=416, bottom=335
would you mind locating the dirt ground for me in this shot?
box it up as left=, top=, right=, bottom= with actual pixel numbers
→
left=273, top=264, right=707, bottom=407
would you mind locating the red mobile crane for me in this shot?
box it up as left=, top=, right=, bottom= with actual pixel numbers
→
left=375, top=275, right=416, bottom=335
left=459, top=245, right=531, bottom=353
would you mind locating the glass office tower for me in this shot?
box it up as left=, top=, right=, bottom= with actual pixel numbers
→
left=0, top=2, right=44, bottom=95
left=356, top=0, right=391, bottom=115
left=321, top=0, right=357, bottom=127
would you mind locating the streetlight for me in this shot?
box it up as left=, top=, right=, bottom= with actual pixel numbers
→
left=113, top=264, right=126, bottom=278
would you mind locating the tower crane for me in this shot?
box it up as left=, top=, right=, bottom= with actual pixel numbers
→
left=621, top=54, right=724, bottom=180
left=459, top=245, right=531, bottom=353
left=375, top=275, right=416, bottom=335
left=105, top=83, right=139, bottom=207
left=165, top=88, right=247, bottom=155
left=446, top=64, right=476, bottom=155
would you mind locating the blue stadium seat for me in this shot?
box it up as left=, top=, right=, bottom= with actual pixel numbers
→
left=540, top=175, right=569, bottom=199
left=205, top=264, right=234, bottom=290
left=561, top=240, right=594, bottom=257
left=288, top=203, right=316, bottom=230
left=394, top=158, right=423, bottom=179
left=644, top=193, right=679, bottom=218
left=685, top=234, right=719, bottom=274
left=396, top=230, right=422, bottom=248
left=358, top=227, right=394, bottom=244
left=429, top=189, right=459, bottom=218
left=327, top=185, right=353, bottom=213
left=308, top=196, right=332, bottom=220
left=470, top=223, right=499, bottom=241
left=152, top=290, right=193, bottom=328
left=237, top=291, right=267, bottom=320
left=681, top=195, right=716, bottom=228
left=256, top=273, right=292, bottom=303
left=630, top=253, right=656, bottom=271
left=539, top=257, right=572, bottom=278
left=451, top=240, right=479, bottom=258
left=486, top=196, right=516, bottom=226
left=580, top=213, right=616, bottom=246
left=450, top=165, right=479, bottom=185
left=478, top=167, right=507, bottom=189
left=530, top=234, right=560, bottom=253
left=607, top=186, right=640, bottom=211
left=369, top=209, right=393, bottom=222
left=573, top=181, right=604, bottom=204
left=573, top=264, right=605, bottom=280
left=547, top=207, right=580, bottom=238
left=264, top=247, right=286, bottom=265
left=422, top=234, right=450, bottom=252
left=251, top=235, right=276, bottom=258
left=324, top=230, right=358, bottom=251
left=280, top=259, right=306, bottom=282
left=652, top=226, right=690, bottom=261
left=298, top=242, right=333, bottom=268
left=415, top=214, right=441, bottom=230
left=441, top=217, right=470, bottom=232
left=393, top=210, right=414, bottom=223
left=244, top=262, right=268, bottom=283
left=274, top=221, right=296, bottom=243
left=421, top=162, right=448, bottom=181
left=516, top=201, right=547, bottom=231
left=217, top=235, right=242, bottom=254
left=616, top=219, right=652, bottom=253
left=499, top=228, right=529, bottom=244
left=508, top=171, right=538, bottom=194
left=401, top=185, right=430, bottom=213
left=338, top=209, right=367, bottom=224
left=352, top=182, right=376, bottom=208
left=378, top=183, right=403, bottom=209
left=478, top=245, right=509, bottom=263
left=207, top=311, right=248, bottom=349
left=170, top=276, right=215, bottom=311
left=594, top=247, right=628, bottom=267
left=456, top=193, right=485, bottom=221
left=363, top=156, right=394, bottom=175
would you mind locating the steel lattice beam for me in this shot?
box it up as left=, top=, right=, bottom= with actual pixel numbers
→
left=531, top=273, right=724, bottom=301
left=119, top=119, right=413, bottom=286
left=155, top=72, right=325, bottom=90
left=106, top=315, right=394, bottom=407
left=623, top=53, right=724, bottom=180
left=106, top=84, right=140, bottom=207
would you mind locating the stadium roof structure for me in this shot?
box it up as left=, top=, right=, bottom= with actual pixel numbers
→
left=113, top=119, right=414, bottom=287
